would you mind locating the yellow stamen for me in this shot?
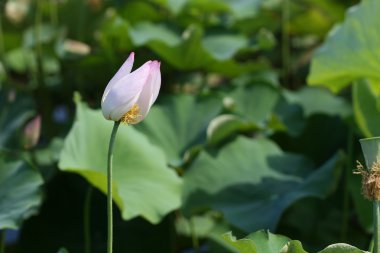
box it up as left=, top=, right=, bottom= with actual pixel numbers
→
left=121, top=104, right=141, bottom=125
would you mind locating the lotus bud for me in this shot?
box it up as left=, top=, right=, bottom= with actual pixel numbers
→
left=101, top=52, right=161, bottom=124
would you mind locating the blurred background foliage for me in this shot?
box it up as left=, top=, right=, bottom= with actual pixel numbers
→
left=2, top=0, right=379, bottom=252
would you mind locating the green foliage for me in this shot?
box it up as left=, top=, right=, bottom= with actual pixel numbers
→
left=223, top=231, right=368, bottom=253
left=58, top=101, right=182, bottom=223
left=353, top=79, right=380, bottom=137
left=0, top=89, right=35, bottom=149
left=136, top=94, right=222, bottom=166
left=283, top=87, right=351, bottom=118
left=182, top=136, right=342, bottom=232
left=318, top=244, right=369, bottom=253
left=56, top=248, right=69, bottom=253
left=0, top=0, right=376, bottom=252
left=222, top=230, right=306, bottom=253
left=308, top=0, right=380, bottom=92
left=0, top=154, right=43, bottom=229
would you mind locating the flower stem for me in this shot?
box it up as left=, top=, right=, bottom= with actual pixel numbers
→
left=84, top=186, right=93, bottom=253
left=281, top=0, right=290, bottom=87
left=374, top=201, right=380, bottom=253
left=107, top=121, right=120, bottom=253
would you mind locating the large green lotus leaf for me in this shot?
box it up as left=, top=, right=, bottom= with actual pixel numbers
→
left=222, top=230, right=307, bottom=253
left=5, top=48, right=59, bottom=75
left=229, top=83, right=281, bottom=123
left=202, top=34, right=248, bottom=61
left=221, top=0, right=263, bottom=20
left=0, top=89, right=35, bottom=149
left=4, top=48, right=35, bottom=73
left=308, top=0, right=380, bottom=92
left=127, top=22, right=266, bottom=76
left=187, top=0, right=264, bottom=20
left=97, top=13, right=133, bottom=52
left=129, top=22, right=181, bottom=47
left=175, top=212, right=239, bottom=252
left=207, top=83, right=294, bottom=145
left=136, top=94, right=222, bottom=166
left=272, top=114, right=347, bottom=165
left=0, top=154, right=43, bottom=229
left=147, top=0, right=189, bottom=15
left=318, top=244, right=369, bottom=253
left=289, top=0, right=346, bottom=37
left=167, top=0, right=188, bottom=14
left=207, top=114, right=251, bottom=146
left=352, top=79, right=380, bottom=137
left=58, top=102, right=182, bottom=223
left=272, top=98, right=305, bottom=137
left=23, top=24, right=57, bottom=48
left=283, top=86, right=351, bottom=118
left=119, top=2, right=163, bottom=24
left=182, top=137, right=341, bottom=232
left=128, top=23, right=209, bottom=69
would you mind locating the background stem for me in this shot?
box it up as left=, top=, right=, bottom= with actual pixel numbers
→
left=49, top=0, right=58, bottom=26
left=281, top=0, right=290, bottom=87
left=189, top=217, right=200, bottom=253
left=374, top=201, right=380, bottom=253
left=107, top=121, right=120, bottom=253
left=341, top=127, right=353, bottom=242
left=84, top=186, right=93, bottom=253
left=0, top=9, right=5, bottom=61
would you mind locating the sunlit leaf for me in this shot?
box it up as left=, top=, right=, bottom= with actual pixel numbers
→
left=352, top=79, right=380, bottom=137
left=222, top=230, right=307, bottom=253
left=58, top=102, right=182, bottom=223
left=308, top=0, right=380, bottom=92
left=318, top=243, right=369, bottom=253
left=207, top=114, right=249, bottom=146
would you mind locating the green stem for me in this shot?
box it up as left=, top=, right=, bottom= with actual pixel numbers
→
left=77, top=1, right=87, bottom=40
left=341, top=127, right=353, bottom=241
left=0, top=10, right=5, bottom=61
left=34, top=0, right=44, bottom=88
left=107, top=121, right=120, bottom=253
left=84, top=186, right=93, bottom=253
left=49, top=0, right=58, bottom=26
left=189, top=217, right=200, bottom=253
left=374, top=201, right=380, bottom=253
left=281, top=0, right=290, bottom=87
left=33, top=1, right=54, bottom=138
left=0, top=230, right=5, bottom=253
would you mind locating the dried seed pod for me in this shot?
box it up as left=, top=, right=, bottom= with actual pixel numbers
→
left=355, top=161, right=380, bottom=201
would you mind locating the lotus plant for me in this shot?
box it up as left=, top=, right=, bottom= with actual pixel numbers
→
left=101, top=52, right=161, bottom=253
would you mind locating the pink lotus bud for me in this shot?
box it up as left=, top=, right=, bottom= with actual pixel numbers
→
left=101, top=52, right=161, bottom=124
left=23, top=115, right=41, bottom=149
